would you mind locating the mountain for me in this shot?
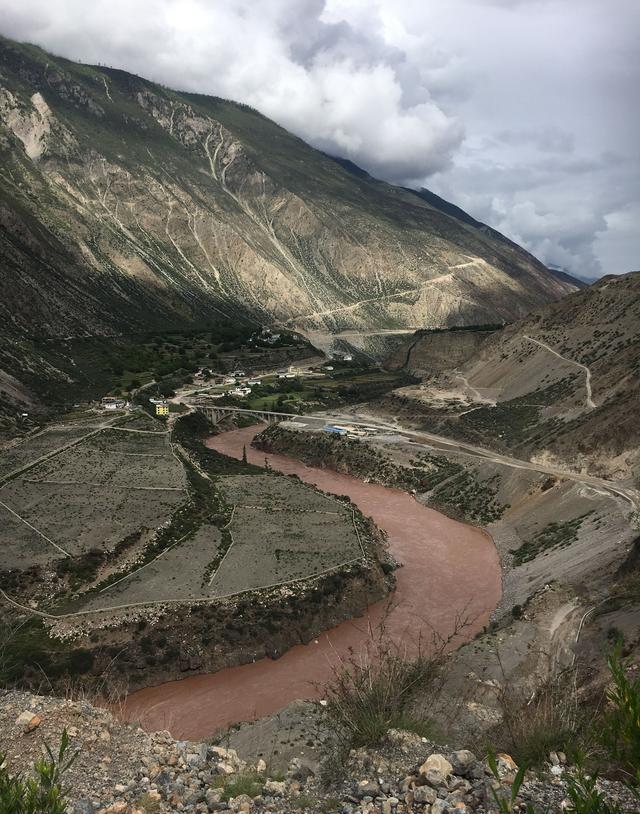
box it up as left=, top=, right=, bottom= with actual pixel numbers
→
left=0, top=36, right=577, bottom=336
left=546, top=264, right=590, bottom=288
left=388, top=271, right=640, bottom=479
left=0, top=36, right=581, bottom=426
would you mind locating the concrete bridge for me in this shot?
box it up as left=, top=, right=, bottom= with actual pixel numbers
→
left=195, top=404, right=301, bottom=426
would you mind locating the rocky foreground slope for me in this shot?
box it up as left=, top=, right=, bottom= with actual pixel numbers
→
left=0, top=36, right=575, bottom=345
left=387, top=272, right=640, bottom=480
left=2, top=690, right=636, bottom=814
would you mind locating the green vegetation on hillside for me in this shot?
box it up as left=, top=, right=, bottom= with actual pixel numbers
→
left=510, top=512, right=595, bottom=565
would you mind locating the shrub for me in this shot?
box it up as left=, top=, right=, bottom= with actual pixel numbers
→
left=599, top=649, right=640, bottom=785
left=0, top=730, right=76, bottom=814
left=491, top=667, right=588, bottom=767
left=322, top=627, right=450, bottom=750
left=212, top=772, right=264, bottom=801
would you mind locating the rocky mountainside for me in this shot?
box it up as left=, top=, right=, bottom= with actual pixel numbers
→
left=0, top=36, right=575, bottom=349
left=388, top=272, right=640, bottom=479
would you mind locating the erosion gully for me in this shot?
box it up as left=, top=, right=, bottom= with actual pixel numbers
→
left=123, top=425, right=501, bottom=739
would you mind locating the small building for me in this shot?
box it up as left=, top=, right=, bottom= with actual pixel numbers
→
left=102, top=396, right=127, bottom=410
left=248, top=378, right=262, bottom=386
left=231, top=386, right=252, bottom=397
left=155, top=402, right=169, bottom=416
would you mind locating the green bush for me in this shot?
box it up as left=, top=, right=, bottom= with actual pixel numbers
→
left=599, top=649, right=640, bottom=785
left=0, top=730, right=76, bottom=814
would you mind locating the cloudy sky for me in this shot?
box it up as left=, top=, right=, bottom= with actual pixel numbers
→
left=1, top=0, right=638, bottom=278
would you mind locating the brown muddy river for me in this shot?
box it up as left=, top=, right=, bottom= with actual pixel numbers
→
left=123, top=425, right=501, bottom=739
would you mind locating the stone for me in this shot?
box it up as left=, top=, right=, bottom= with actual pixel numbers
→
left=264, top=780, right=287, bottom=796
left=256, top=758, right=267, bottom=773
left=448, top=750, right=476, bottom=777
left=419, top=755, right=453, bottom=778
left=356, top=781, right=381, bottom=798
left=385, top=729, right=424, bottom=750
left=228, top=794, right=253, bottom=812
left=448, top=778, right=471, bottom=793
left=495, top=754, right=518, bottom=781
left=431, top=800, right=449, bottom=814
left=15, top=711, right=42, bottom=733
left=413, top=786, right=437, bottom=804
left=205, top=789, right=223, bottom=807
left=423, top=769, right=448, bottom=789
left=103, top=804, right=127, bottom=814
left=217, top=761, right=236, bottom=775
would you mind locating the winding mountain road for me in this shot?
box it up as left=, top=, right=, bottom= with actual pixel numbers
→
left=325, top=410, right=638, bottom=510
left=524, top=335, right=596, bottom=410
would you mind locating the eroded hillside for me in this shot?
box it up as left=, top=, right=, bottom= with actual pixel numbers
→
left=387, top=272, right=640, bottom=479
left=0, top=37, right=575, bottom=346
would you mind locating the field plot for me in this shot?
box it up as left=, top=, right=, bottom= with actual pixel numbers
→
left=23, top=432, right=185, bottom=489
left=86, top=429, right=172, bottom=455
left=67, top=469, right=364, bottom=613
left=221, top=474, right=343, bottom=512
left=0, top=426, right=100, bottom=479
left=208, top=504, right=361, bottom=596
left=0, top=481, right=184, bottom=557
left=79, top=525, right=224, bottom=609
left=0, top=502, right=63, bottom=569
left=113, top=413, right=165, bottom=432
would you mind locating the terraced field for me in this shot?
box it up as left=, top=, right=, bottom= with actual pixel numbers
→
left=0, top=422, right=187, bottom=579
left=1, top=413, right=369, bottom=622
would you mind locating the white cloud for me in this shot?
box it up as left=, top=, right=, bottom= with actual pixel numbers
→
left=0, top=0, right=637, bottom=276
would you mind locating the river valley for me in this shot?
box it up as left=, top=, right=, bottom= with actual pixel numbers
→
left=123, top=425, right=501, bottom=739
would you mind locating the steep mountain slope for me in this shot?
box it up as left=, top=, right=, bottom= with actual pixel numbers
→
left=388, top=272, right=640, bottom=479
left=0, top=36, right=575, bottom=348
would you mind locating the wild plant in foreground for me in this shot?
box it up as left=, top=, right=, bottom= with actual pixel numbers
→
left=0, top=729, right=76, bottom=814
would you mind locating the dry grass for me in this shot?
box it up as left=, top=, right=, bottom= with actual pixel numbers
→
left=321, top=610, right=471, bottom=752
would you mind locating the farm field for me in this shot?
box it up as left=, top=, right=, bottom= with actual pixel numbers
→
left=1, top=411, right=368, bottom=624
left=0, top=480, right=184, bottom=559
left=0, top=502, right=61, bottom=570
left=23, top=429, right=185, bottom=489
left=0, top=422, right=188, bottom=597
left=208, top=503, right=362, bottom=596
left=75, top=470, right=363, bottom=611
left=0, top=425, right=103, bottom=479
left=79, top=524, right=225, bottom=609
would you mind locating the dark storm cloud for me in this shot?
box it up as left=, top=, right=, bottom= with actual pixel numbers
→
left=0, top=0, right=637, bottom=277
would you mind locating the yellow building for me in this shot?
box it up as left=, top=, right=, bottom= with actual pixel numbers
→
left=155, top=403, right=169, bottom=416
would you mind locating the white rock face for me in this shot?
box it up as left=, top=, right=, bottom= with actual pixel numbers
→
left=1, top=89, right=53, bottom=159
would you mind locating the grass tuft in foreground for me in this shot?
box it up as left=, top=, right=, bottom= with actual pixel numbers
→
left=0, top=729, right=76, bottom=814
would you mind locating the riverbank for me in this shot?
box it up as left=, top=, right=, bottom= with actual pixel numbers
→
left=123, top=424, right=500, bottom=739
